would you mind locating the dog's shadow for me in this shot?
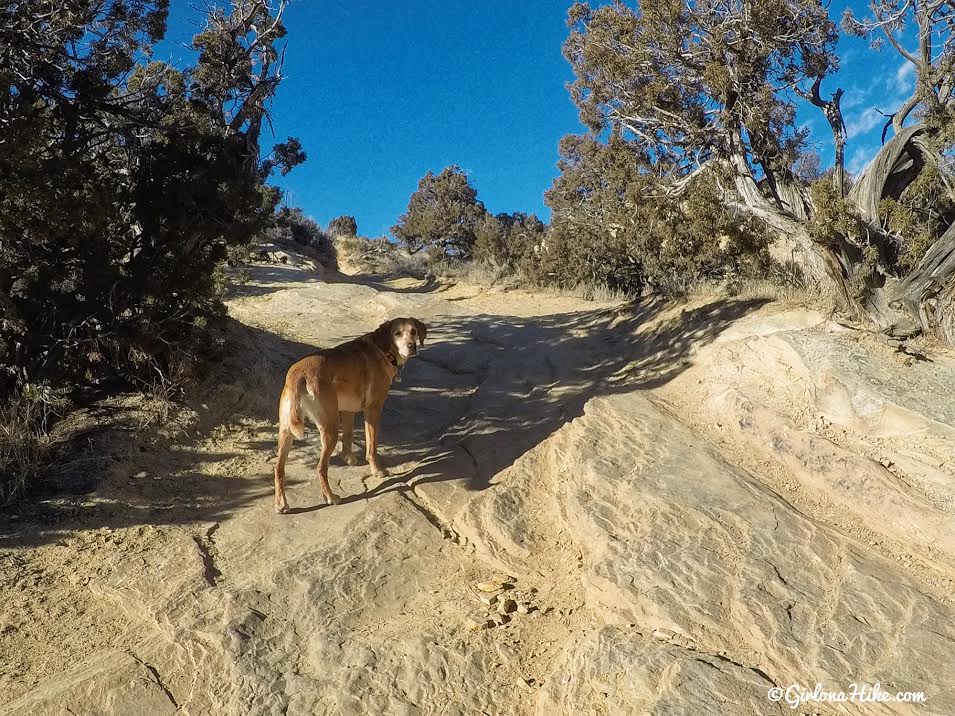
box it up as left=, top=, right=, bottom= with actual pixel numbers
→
left=286, top=457, right=416, bottom=513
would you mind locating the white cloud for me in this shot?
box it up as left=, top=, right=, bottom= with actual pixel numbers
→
left=841, top=62, right=915, bottom=140
left=841, top=89, right=868, bottom=112
left=894, top=62, right=915, bottom=95
left=848, top=145, right=874, bottom=174
left=845, top=107, right=883, bottom=139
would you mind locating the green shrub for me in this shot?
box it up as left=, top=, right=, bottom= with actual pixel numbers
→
left=328, top=215, right=359, bottom=238
left=532, top=134, right=773, bottom=297
left=878, top=163, right=954, bottom=271
left=808, top=179, right=866, bottom=249
left=267, top=208, right=337, bottom=269
left=0, top=1, right=302, bottom=398
left=392, top=166, right=485, bottom=260
left=473, top=212, right=545, bottom=269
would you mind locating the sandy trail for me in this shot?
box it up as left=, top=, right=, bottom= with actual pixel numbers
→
left=3, top=250, right=955, bottom=715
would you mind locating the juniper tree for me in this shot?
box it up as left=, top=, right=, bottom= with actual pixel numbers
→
left=561, top=0, right=955, bottom=343
left=0, top=0, right=303, bottom=392
left=392, top=165, right=486, bottom=259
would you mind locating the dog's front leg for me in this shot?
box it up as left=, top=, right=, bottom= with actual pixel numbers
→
left=363, top=404, right=389, bottom=479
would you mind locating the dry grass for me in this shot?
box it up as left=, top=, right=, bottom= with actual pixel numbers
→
left=335, top=237, right=822, bottom=313
left=0, top=384, right=69, bottom=503
left=334, top=236, right=430, bottom=278
left=429, top=259, right=516, bottom=285
left=0, top=352, right=199, bottom=503
left=428, top=259, right=635, bottom=304
left=685, top=276, right=829, bottom=310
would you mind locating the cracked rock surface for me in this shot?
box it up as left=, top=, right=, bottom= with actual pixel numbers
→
left=3, top=248, right=955, bottom=715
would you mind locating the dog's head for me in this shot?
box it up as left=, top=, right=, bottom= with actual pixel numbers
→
left=376, top=317, right=427, bottom=363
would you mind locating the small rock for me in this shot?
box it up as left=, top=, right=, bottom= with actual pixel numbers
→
left=133, top=471, right=147, bottom=479
left=476, top=592, right=498, bottom=607
left=465, top=615, right=492, bottom=632
left=880, top=458, right=894, bottom=468
left=517, top=676, right=535, bottom=690
left=497, top=598, right=517, bottom=615
left=516, top=603, right=530, bottom=615
left=476, top=576, right=513, bottom=592
left=496, top=643, right=516, bottom=664
left=490, top=612, right=510, bottom=627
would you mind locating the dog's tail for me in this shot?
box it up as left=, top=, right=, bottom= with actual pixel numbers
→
left=284, top=371, right=319, bottom=440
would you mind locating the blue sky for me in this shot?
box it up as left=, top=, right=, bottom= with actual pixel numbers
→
left=159, top=1, right=912, bottom=237
left=805, top=16, right=918, bottom=175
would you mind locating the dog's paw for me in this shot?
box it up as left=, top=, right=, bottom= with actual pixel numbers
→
left=274, top=501, right=290, bottom=514
left=343, top=453, right=359, bottom=466
left=373, top=468, right=390, bottom=480
left=325, top=492, right=342, bottom=505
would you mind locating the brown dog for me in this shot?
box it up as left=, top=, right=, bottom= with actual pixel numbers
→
left=273, top=317, right=427, bottom=513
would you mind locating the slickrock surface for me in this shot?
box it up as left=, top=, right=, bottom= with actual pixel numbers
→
left=3, top=248, right=954, bottom=715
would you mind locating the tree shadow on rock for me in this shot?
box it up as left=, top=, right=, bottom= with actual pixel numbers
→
left=225, top=262, right=323, bottom=299
left=345, top=296, right=768, bottom=504
left=0, top=318, right=322, bottom=548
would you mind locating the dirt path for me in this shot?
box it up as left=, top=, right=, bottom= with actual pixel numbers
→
left=3, top=250, right=955, bottom=715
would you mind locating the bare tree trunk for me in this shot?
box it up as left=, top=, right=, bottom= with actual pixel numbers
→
left=676, top=130, right=954, bottom=344
left=799, top=79, right=847, bottom=197
left=834, top=132, right=845, bottom=198
left=844, top=123, right=955, bottom=341
left=723, top=150, right=850, bottom=302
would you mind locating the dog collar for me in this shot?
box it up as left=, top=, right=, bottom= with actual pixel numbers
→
left=384, top=351, right=404, bottom=382
left=365, top=339, right=400, bottom=381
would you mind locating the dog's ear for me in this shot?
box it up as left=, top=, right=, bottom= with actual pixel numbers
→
left=411, top=318, right=427, bottom=345
left=372, top=320, right=396, bottom=347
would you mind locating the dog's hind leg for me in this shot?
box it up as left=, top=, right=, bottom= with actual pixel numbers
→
left=339, top=411, right=359, bottom=466
left=317, top=420, right=342, bottom=505
left=274, top=428, right=294, bottom=514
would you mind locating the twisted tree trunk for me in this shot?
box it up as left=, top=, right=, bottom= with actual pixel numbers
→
left=891, top=222, right=955, bottom=343
left=844, top=123, right=955, bottom=341
left=724, top=150, right=853, bottom=307
left=850, top=124, right=927, bottom=224
left=673, top=125, right=954, bottom=344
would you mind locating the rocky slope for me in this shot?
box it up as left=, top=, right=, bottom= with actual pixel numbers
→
left=2, top=250, right=954, bottom=715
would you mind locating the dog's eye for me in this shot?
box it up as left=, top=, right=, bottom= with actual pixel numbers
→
left=410, top=328, right=417, bottom=335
